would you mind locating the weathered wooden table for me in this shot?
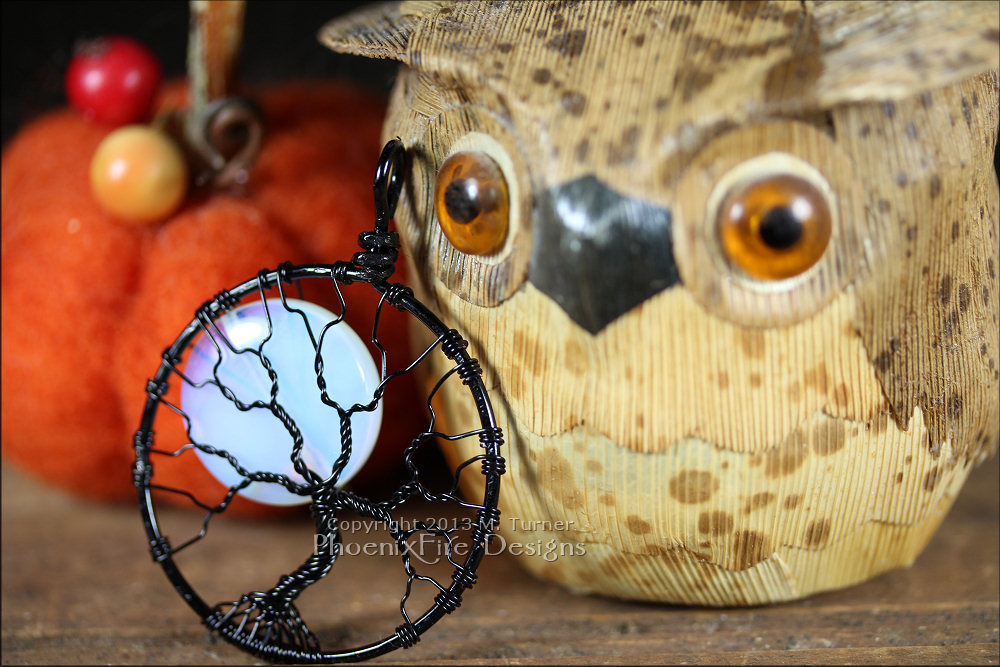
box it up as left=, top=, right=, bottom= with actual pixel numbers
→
left=2, top=454, right=997, bottom=665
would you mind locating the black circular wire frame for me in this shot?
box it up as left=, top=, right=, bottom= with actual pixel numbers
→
left=133, top=262, right=503, bottom=663
left=132, top=140, right=503, bottom=663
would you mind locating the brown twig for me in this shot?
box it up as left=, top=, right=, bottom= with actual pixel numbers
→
left=184, top=0, right=261, bottom=191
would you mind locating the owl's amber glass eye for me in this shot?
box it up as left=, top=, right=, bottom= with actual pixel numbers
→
left=434, top=152, right=509, bottom=255
left=717, top=174, right=832, bottom=280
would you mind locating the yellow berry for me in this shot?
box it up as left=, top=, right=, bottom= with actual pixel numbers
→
left=90, top=125, right=188, bottom=224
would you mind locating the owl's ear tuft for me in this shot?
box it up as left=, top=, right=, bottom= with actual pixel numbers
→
left=319, top=1, right=449, bottom=63
left=807, top=0, right=999, bottom=106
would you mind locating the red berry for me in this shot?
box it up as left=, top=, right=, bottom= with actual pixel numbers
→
left=65, top=36, right=162, bottom=126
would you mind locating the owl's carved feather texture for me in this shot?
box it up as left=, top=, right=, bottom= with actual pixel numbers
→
left=324, top=1, right=1000, bottom=604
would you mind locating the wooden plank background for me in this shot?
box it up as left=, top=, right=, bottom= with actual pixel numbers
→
left=2, top=452, right=997, bottom=665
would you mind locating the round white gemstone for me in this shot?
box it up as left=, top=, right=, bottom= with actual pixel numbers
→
left=180, top=298, right=382, bottom=505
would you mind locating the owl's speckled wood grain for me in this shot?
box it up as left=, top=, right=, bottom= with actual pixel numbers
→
left=322, top=0, right=1000, bottom=605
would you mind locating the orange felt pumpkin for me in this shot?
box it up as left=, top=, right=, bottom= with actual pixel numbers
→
left=1, top=81, right=423, bottom=511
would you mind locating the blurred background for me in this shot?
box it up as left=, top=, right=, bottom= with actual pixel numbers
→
left=1, top=1, right=397, bottom=145
left=1, top=0, right=438, bottom=504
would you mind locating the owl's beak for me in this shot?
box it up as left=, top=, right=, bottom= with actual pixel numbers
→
left=528, top=175, right=681, bottom=334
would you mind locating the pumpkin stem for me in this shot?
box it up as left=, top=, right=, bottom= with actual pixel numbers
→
left=184, top=0, right=262, bottom=191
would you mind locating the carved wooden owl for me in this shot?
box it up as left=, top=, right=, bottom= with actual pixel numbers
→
left=322, top=1, right=1000, bottom=605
